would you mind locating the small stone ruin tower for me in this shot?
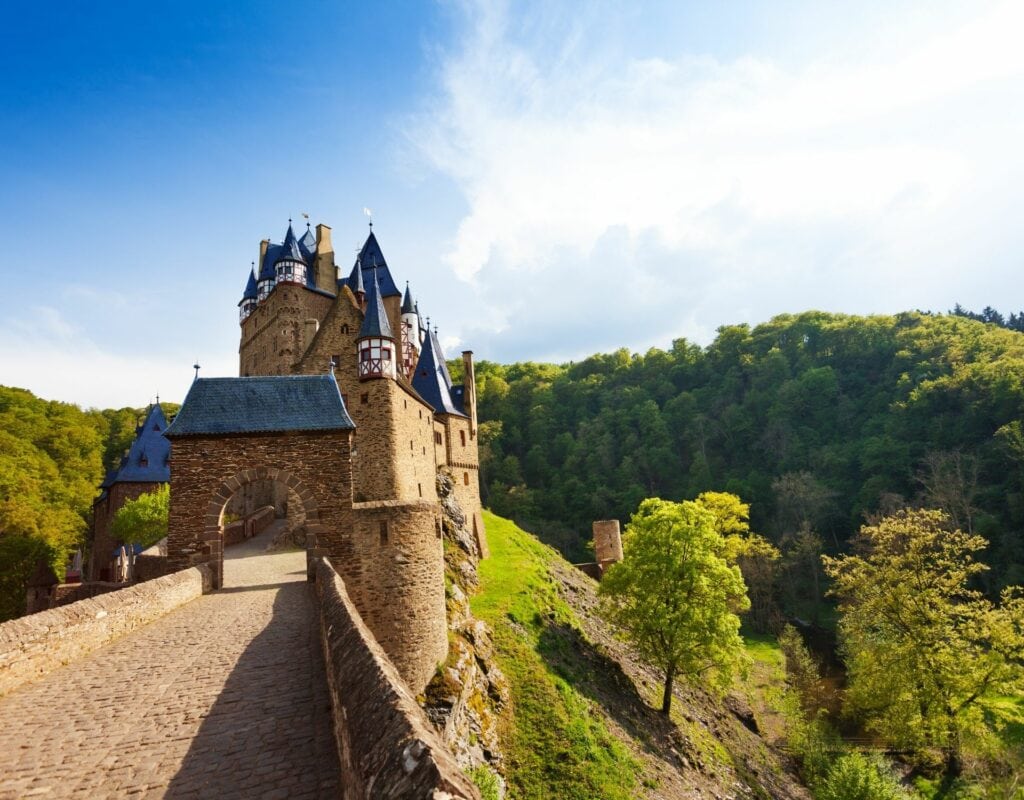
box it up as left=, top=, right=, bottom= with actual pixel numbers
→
left=593, top=519, right=624, bottom=568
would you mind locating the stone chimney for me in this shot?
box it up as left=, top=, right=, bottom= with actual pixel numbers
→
left=315, top=224, right=335, bottom=292
left=593, top=520, right=623, bottom=565
left=461, top=350, right=477, bottom=437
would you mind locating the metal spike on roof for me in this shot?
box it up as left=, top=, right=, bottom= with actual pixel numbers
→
left=357, top=268, right=393, bottom=340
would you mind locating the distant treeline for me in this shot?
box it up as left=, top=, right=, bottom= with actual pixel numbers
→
left=0, top=388, right=172, bottom=621
left=950, top=303, right=1024, bottom=332
left=471, top=311, right=1024, bottom=602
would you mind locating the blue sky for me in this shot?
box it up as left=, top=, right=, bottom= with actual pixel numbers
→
left=1, top=1, right=1022, bottom=407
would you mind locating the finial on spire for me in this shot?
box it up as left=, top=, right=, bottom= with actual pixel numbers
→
left=193, top=362, right=201, bottom=381
left=363, top=206, right=373, bottom=229
left=328, top=358, right=336, bottom=375
left=156, top=392, right=160, bottom=405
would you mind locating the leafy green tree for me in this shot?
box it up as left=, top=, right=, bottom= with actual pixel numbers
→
left=823, top=509, right=1024, bottom=777
left=111, top=485, right=169, bottom=549
left=599, top=498, right=750, bottom=714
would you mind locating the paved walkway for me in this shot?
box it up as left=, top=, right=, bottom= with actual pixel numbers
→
left=0, top=524, right=340, bottom=799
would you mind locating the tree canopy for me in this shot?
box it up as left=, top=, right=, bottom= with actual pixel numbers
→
left=599, top=496, right=750, bottom=714
left=823, top=509, right=1024, bottom=775
left=473, top=311, right=1024, bottom=618
left=111, top=485, right=169, bottom=549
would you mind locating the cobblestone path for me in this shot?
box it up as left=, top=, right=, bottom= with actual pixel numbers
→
left=0, top=524, right=340, bottom=799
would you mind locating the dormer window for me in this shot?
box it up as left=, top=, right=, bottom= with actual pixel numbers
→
left=139, top=455, right=148, bottom=468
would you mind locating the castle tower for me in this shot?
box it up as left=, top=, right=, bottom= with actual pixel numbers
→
left=238, top=266, right=257, bottom=322
left=356, top=269, right=397, bottom=381
left=273, top=222, right=308, bottom=286
left=400, top=283, right=420, bottom=380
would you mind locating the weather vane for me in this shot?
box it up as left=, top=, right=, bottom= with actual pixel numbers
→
left=363, top=206, right=373, bottom=229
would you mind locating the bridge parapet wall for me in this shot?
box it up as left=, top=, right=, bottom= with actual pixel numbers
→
left=314, top=556, right=480, bottom=800
left=0, top=565, right=211, bottom=697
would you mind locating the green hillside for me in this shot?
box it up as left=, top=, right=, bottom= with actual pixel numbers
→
left=473, top=311, right=1024, bottom=598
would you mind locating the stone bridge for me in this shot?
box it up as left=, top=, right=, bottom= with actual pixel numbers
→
left=0, top=523, right=478, bottom=799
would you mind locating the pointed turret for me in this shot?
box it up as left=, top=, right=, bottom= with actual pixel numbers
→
left=356, top=269, right=396, bottom=380
left=352, top=258, right=365, bottom=306
left=412, top=326, right=465, bottom=416
left=400, top=282, right=420, bottom=380
left=274, top=221, right=309, bottom=285
left=238, top=265, right=258, bottom=322
left=344, top=231, right=402, bottom=298
left=298, top=222, right=316, bottom=261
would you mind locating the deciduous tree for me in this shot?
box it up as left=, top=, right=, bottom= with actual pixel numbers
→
left=599, top=498, right=750, bottom=714
left=823, top=509, right=1024, bottom=777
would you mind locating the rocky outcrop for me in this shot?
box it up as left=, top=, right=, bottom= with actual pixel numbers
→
left=422, top=471, right=507, bottom=791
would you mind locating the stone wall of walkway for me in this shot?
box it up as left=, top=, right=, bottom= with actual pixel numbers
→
left=314, top=556, right=480, bottom=800
left=0, top=565, right=211, bottom=697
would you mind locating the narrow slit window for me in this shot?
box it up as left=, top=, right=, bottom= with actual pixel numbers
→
left=379, top=520, right=388, bottom=545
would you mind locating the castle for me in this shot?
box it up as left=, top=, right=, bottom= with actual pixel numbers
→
left=163, top=219, right=485, bottom=692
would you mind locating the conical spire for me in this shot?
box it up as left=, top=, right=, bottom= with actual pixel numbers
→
left=357, top=268, right=393, bottom=340
left=275, top=221, right=304, bottom=264
left=412, top=327, right=465, bottom=416
left=401, top=282, right=415, bottom=314
left=353, top=258, right=365, bottom=296
left=241, top=266, right=257, bottom=301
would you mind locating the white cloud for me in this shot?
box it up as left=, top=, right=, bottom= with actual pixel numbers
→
left=410, top=1, right=1024, bottom=360
left=0, top=307, right=235, bottom=409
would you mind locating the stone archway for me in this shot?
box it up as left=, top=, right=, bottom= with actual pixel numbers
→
left=202, top=467, right=326, bottom=589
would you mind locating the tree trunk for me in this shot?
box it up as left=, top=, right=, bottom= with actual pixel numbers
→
left=661, top=663, right=676, bottom=715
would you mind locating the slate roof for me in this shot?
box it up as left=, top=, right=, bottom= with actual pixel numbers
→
left=358, top=269, right=393, bottom=339
left=401, top=283, right=415, bottom=314
left=103, top=405, right=172, bottom=486
left=341, top=231, right=401, bottom=297
left=239, top=268, right=258, bottom=304
left=412, top=328, right=466, bottom=417
left=275, top=223, right=304, bottom=264
left=298, top=224, right=316, bottom=260
left=165, top=375, right=356, bottom=437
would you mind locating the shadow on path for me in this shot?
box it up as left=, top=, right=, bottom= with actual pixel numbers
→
left=164, top=538, right=339, bottom=798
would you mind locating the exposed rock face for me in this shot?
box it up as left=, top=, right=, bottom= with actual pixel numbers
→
left=423, top=471, right=507, bottom=789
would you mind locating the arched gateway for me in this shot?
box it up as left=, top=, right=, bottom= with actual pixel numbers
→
left=164, top=375, right=355, bottom=590
left=162, top=373, right=449, bottom=692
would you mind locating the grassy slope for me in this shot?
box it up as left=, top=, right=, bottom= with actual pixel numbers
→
left=473, top=510, right=810, bottom=800
left=472, top=512, right=639, bottom=800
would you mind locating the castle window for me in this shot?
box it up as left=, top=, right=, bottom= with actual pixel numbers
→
left=341, top=324, right=349, bottom=335
left=436, top=519, right=443, bottom=538
left=379, top=520, right=388, bottom=545
left=410, top=440, right=414, bottom=450
left=139, top=456, right=148, bottom=467
left=360, top=393, right=368, bottom=404
left=464, top=472, right=470, bottom=485
left=460, top=430, right=466, bottom=447
left=332, top=354, right=341, bottom=369
left=434, top=432, right=442, bottom=445
left=418, top=483, right=422, bottom=497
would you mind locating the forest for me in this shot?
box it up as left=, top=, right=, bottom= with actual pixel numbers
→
left=0, top=387, right=163, bottom=620
left=472, top=310, right=1024, bottom=614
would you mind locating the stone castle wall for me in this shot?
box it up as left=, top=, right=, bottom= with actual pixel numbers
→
left=239, top=285, right=333, bottom=376
left=314, top=557, right=480, bottom=800
left=0, top=565, right=211, bottom=697
left=333, top=500, right=448, bottom=692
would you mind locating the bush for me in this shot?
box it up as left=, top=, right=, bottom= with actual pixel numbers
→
left=817, top=753, right=911, bottom=800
